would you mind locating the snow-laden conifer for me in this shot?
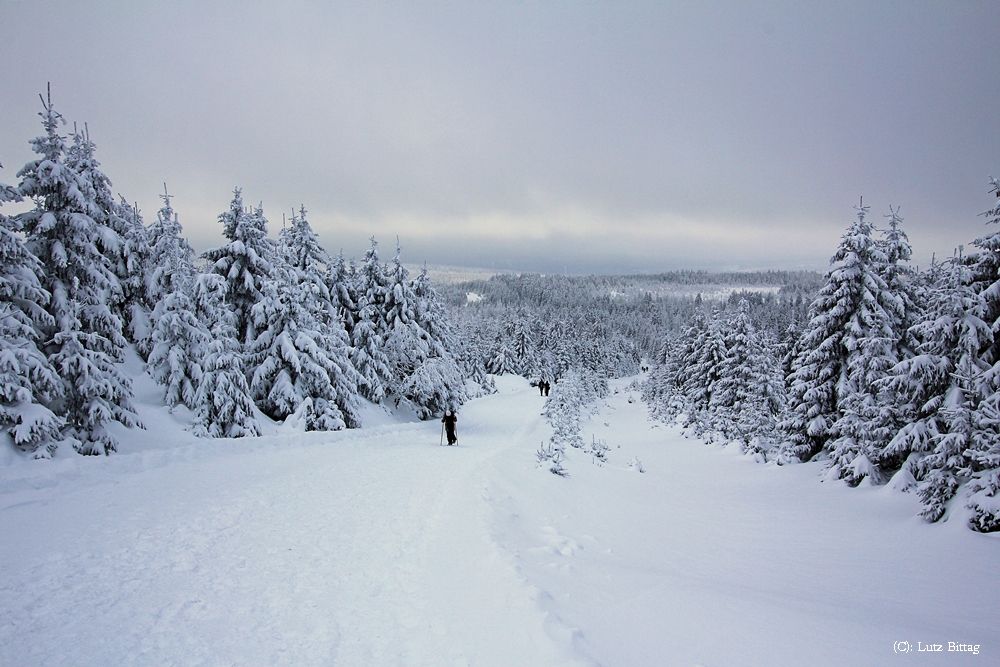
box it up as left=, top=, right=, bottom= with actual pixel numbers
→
left=967, top=391, right=1000, bottom=532
left=880, top=206, right=918, bottom=355
left=203, top=190, right=275, bottom=345
left=382, top=240, right=430, bottom=387
left=779, top=203, right=896, bottom=476
left=388, top=257, right=468, bottom=417
left=114, top=196, right=154, bottom=356
left=148, top=288, right=205, bottom=411
left=63, top=124, right=152, bottom=346
left=512, top=316, right=534, bottom=374
left=398, top=356, right=467, bottom=420
left=881, top=251, right=990, bottom=518
left=710, top=300, right=785, bottom=450
left=544, top=370, right=587, bottom=451
left=643, top=313, right=706, bottom=424
left=486, top=341, right=519, bottom=376
left=884, top=179, right=1000, bottom=522
left=0, top=170, right=63, bottom=456
left=147, top=185, right=195, bottom=303
left=681, top=311, right=727, bottom=432
left=543, top=368, right=608, bottom=455
left=145, top=188, right=204, bottom=411
left=248, top=262, right=362, bottom=431
left=957, top=176, right=1000, bottom=529
left=327, top=251, right=359, bottom=336
left=412, top=265, right=457, bottom=356
left=279, top=206, right=332, bottom=317
left=14, top=90, right=138, bottom=455
left=191, top=273, right=260, bottom=438
left=350, top=238, right=393, bottom=402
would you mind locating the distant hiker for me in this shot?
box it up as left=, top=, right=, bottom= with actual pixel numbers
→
left=442, top=410, right=458, bottom=445
left=543, top=381, right=551, bottom=397
left=539, top=381, right=545, bottom=396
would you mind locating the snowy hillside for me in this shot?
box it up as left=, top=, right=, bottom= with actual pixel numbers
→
left=2, top=370, right=995, bottom=666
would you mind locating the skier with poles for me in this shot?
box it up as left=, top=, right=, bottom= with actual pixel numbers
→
left=441, top=410, right=458, bottom=446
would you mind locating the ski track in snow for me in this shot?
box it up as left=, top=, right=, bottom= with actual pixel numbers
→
left=1, top=374, right=998, bottom=666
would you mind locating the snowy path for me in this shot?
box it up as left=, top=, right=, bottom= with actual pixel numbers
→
left=0, top=378, right=586, bottom=667
left=1, top=374, right=998, bottom=666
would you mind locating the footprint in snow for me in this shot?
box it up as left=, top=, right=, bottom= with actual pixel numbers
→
left=539, top=526, right=581, bottom=557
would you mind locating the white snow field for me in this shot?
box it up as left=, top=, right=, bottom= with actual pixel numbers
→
left=1, top=372, right=997, bottom=667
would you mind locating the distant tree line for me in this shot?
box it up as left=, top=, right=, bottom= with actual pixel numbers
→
left=441, top=270, right=818, bottom=385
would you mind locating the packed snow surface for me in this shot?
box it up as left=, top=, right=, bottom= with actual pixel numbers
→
left=1, top=374, right=996, bottom=666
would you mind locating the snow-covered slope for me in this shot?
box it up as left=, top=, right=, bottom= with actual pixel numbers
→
left=1, top=373, right=996, bottom=666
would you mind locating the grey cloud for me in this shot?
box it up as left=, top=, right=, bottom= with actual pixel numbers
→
left=0, top=1, right=997, bottom=273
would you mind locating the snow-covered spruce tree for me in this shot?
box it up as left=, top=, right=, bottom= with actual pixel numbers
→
left=681, top=310, right=728, bottom=434
left=148, top=286, right=205, bottom=411
left=350, top=238, right=393, bottom=403
left=279, top=206, right=333, bottom=317
left=412, top=265, right=457, bottom=356
left=382, top=240, right=429, bottom=386
left=959, top=176, right=1000, bottom=529
left=850, top=206, right=922, bottom=470
left=967, top=391, right=1000, bottom=532
left=380, top=241, right=467, bottom=416
left=202, top=190, right=275, bottom=346
left=248, top=258, right=363, bottom=431
left=145, top=187, right=204, bottom=411
left=146, top=185, right=196, bottom=303
left=546, top=319, right=573, bottom=380
left=969, top=179, right=1000, bottom=367
left=779, top=322, right=805, bottom=385
left=779, top=203, right=897, bottom=481
left=740, top=331, right=787, bottom=453
left=882, top=252, right=990, bottom=520
left=511, top=315, right=534, bottom=375
left=191, top=273, right=260, bottom=438
left=15, top=90, right=138, bottom=455
left=709, top=299, right=785, bottom=450
left=884, top=179, right=1000, bottom=524
left=114, top=196, right=154, bottom=357
left=452, top=319, right=497, bottom=397
left=643, top=312, right=707, bottom=424
left=63, top=122, right=122, bottom=271
left=64, top=124, right=152, bottom=351
left=543, top=369, right=587, bottom=451
left=0, top=170, right=63, bottom=456
left=327, top=251, right=359, bottom=337
left=880, top=206, right=919, bottom=356
left=398, top=356, right=467, bottom=419
left=543, top=367, right=608, bottom=456
left=486, top=339, right=519, bottom=376
left=882, top=257, right=952, bottom=461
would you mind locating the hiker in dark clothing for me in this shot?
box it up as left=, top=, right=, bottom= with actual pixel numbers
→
left=543, top=381, right=551, bottom=397
left=539, top=381, right=545, bottom=396
left=442, top=410, right=458, bottom=445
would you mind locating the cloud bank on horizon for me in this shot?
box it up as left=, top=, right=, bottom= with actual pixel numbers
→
left=1, top=1, right=998, bottom=274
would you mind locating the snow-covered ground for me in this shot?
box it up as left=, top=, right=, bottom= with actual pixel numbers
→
left=1, top=371, right=996, bottom=666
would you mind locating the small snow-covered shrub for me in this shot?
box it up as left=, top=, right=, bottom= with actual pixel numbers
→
left=588, top=435, right=609, bottom=463
left=536, top=441, right=568, bottom=477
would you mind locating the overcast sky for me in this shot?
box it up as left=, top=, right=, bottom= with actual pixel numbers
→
left=1, top=1, right=998, bottom=274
